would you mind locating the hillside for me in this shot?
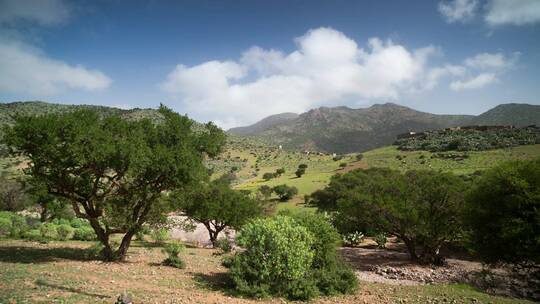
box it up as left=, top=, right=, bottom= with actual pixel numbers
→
left=228, top=103, right=540, bottom=153
left=228, top=112, right=299, bottom=135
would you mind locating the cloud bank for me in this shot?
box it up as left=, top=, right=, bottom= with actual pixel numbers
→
left=0, top=0, right=112, bottom=96
left=438, top=0, right=479, bottom=23
left=162, top=27, right=516, bottom=128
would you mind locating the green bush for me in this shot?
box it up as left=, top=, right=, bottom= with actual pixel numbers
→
left=23, top=229, right=42, bottom=241
left=225, top=216, right=315, bottom=300
left=215, top=238, right=232, bottom=254
left=162, top=241, right=185, bottom=268
left=57, top=224, right=74, bottom=241
left=40, top=223, right=58, bottom=240
left=374, top=233, right=387, bottom=249
left=9, top=214, right=29, bottom=238
left=69, top=218, right=86, bottom=228
left=272, top=184, right=298, bottom=201
left=151, top=228, right=170, bottom=244
left=0, top=217, right=12, bottom=237
left=73, top=226, right=96, bottom=241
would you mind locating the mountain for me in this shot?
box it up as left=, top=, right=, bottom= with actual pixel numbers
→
left=471, top=103, right=540, bottom=126
left=228, top=103, right=540, bottom=154
left=228, top=112, right=299, bottom=135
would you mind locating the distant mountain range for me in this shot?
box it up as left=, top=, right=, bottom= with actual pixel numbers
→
left=229, top=103, right=540, bottom=153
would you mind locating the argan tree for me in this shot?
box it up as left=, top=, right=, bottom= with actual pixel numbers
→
left=172, top=179, right=263, bottom=246
left=310, top=168, right=466, bottom=264
left=4, top=106, right=225, bottom=261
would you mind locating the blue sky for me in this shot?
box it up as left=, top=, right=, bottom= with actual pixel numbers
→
left=0, top=0, right=539, bottom=128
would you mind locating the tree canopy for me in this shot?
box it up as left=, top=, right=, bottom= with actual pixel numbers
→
left=4, top=105, right=225, bottom=260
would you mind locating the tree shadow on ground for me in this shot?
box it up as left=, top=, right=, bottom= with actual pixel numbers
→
left=192, top=272, right=239, bottom=297
left=0, top=245, right=94, bottom=264
left=35, top=279, right=110, bottom=299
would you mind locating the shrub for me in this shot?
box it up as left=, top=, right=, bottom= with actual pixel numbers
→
left=23, top=229, right=42, bottom=241
left=355, top=154, right=363, bottom=161
left=162, top=241, right=185, bottom=268
left=262, top=172, right=275, bottom=181
left=135, top=225, right=151, bottom=241
left=40, top=223, right=58, bottom=240
left=73, top=226, right=96, bottom=241
left=466, top=158, right=540, bottom=264
left=272, top=184, right=298, bottom=201
left=0, top=217, right=12, bottom=237
left=215, top=238, right=232, bottom=254
left=57, top=224, right=74, bottom=241
left=374, top=233, right=387, bottom=249
left=10, top=214, right=29, bottom=238
left=69, top=218, right=86, bottom=228
left=275, top=168, right=285, bottom=176
left=151, top=228, right=170, bottom=244
left=298, top=164, right=308, bottom=169
left=225, top=216, right=315, bottom=299
left=295, top=168, right=306, bottom=178
left=339, top=162, right=347, bottom=168
left=343, top=231, right=364, bottom=247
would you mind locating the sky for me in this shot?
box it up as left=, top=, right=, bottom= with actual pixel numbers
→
left=0, top=0, right=539, bottom=128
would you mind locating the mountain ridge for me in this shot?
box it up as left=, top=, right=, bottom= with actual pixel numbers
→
left=228, top=102, right=540, bottom=153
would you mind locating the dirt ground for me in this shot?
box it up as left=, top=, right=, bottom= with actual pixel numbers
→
left=0, top=239, right=535, bottom=304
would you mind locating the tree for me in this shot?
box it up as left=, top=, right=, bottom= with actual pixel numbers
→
left=298, top=164, right=308, bottom=170
left=4, top=106, right=225, bottom=261
left=295, top=168, right=306, bottom=178
left=466, top=158, right=540, bottom=264
left=172, top=179, right=263, bottom=246
left=27, top=180, right=72, bottom=222
left=272, top=184, right=298, bottom=201
left=0, top=177, right=30, bottom=212
left=258, top=185, right=273, bottom=200
left=262, top=172, right=275, bottom=181
left=275, top=167, right=285, bottom=176
left=309, top=168, right=466, bottom=264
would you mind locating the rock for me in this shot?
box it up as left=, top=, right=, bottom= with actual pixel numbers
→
left=116, top=293, right=133, bottom=304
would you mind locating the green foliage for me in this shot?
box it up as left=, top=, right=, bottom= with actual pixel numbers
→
left=39, top=223, right=58, bottom=240
left=466, top=158, right=540, bottom=264
left=355, top=154, right=364, bottom=161
left=396, top=126, right=540, bottom=152
left=0, top=177, right=30, bottom=212
left=298, top=164, right=308, bottom=170
left=275, top=167, right=285, bottom=176
left=162, top=241, right=186, bottom=268
left=374, top=233, right=387, bottom=249
left=295, top=168, right=306, bottom=178
left=4, top=105, right=225, bottom=261
left=73, top=226, right=96, bottom=241
left=342, top=231, right=364, bottom=247
left=225, top=216, right=315, bottom=299
left=339, top=162, right=347, bottom=168
left=23, top=229, right=42, bottom=241
left=150, top=228, right=170, bottom=244
left=262, top=172, right=275, bottom=181
left=226, top=214, right=357, bottom=300
left=0, top=217, right=11, bottom=237
left=56, top=224, right=74, bottom=241
left=272, top=184, right=298, bottom=201
left=310, top=168, right=466, bottom=264
left=258, top=185, right=273, bottom=200
left=215, top=238, right=233, bottom=254
left=172, top=179, right=263, bottom=246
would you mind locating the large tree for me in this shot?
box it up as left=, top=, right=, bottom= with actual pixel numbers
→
left=4, top=105, right=225, bottom=261
left=466, top=158, right=540, bottom=265
left=309, top=168, right=466, bottom=264
left=172, top=179, right=263, bottom=247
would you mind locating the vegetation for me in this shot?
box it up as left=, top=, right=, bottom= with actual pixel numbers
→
left=225, top=214, right=356, bottom=300
left=171, top=179, right=263, bottom=247
left=272, top=184, right=298, bottom=201
left=395, top=127, right=540, bottom=152
left=466, top=158, right=540, bottom=265
left=4, top=105, right=225, bottom=261
left=310, top=168, right=466, bottom=264
left=162, top=241, right=186, bottom=268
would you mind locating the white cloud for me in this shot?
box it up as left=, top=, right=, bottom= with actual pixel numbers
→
left=485, top=0, right=540, bottom=26
left=465, top=52, right=510, bottom=69
left=438, top=0, right=479, bottom=23
left=450, top=73, right=497, bottom=90
left=0, top=39, right=111, bottom=95
left=0, top=0, right=70, bottom=26
left=162, top=27, right=440, bottom=128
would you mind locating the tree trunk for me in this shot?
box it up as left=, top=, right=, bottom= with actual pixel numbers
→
left=402, top=237, right=418, bottom=261
left=115, top=229, right=136, bottom=262
left=87, top=217, right=115, bottom=261
left=420, top=244, right=444, bottom=265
